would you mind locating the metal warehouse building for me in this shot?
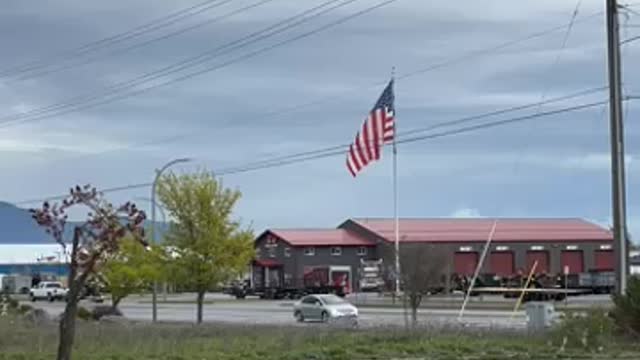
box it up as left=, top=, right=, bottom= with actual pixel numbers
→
left=253, top=218, right=614, bottom=293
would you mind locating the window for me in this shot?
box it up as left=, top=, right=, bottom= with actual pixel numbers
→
left=566, top=245, right=579, bottom=251
left=331, top=246, right=342, bottom=256
left=304, top=247, right=315, bottom=256
left=284, top=247, right=291, bottom=257
left=496, top=246, right=509, bottom=251
left=357, top=246, right=367, bottom=256
left=268, top=247, right=276, bottom=258
left=302, top=296, right=318, bottom=304
left=600, top=244, right=612, bottom=250
left=255, top=247, right=261, bottom=258
left=459, top=246, right=473, bottom=252
left=265, top=235, right=278, bottom=248
left=530, top=245, right=544, bottom=251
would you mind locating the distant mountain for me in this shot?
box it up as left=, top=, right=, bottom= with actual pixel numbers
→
left=0, top=202, right=52, bottom=244
left=0, top=201, right=168, bottom=244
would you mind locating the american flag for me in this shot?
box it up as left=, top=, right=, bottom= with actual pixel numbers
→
left=346, top=80, right=395, bottom=177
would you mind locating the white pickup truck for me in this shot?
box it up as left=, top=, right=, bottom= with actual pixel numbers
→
left=30, top=282, right=69, bottom=302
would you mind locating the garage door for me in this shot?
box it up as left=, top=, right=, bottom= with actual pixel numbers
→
left=489, top=252, right=515, bottom=276
left=526, top=251, right=550, bottom=274
left=454, top=252, right=478, bottom=276
left=561, top=251, right=584, bottom=274
left=594, top=250, right=614, bottom=271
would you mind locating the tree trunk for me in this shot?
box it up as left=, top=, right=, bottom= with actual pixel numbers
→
left=111, top=296, right=122, bottom=311
left=57, top=228, right=81, bottom=360
left=196, top=290, right=205, bottom=324
left=411, top=305, right=418, bottom=328
left=57, top=285, right=80, bottom=360
left=410, top=294, right=421, bottom=329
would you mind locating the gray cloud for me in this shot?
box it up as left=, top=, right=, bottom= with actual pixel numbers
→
left=0, top=0, right=638, bottom=239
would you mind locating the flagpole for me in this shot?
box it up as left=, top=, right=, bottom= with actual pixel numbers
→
left=391, top=68, right=400, bottom=297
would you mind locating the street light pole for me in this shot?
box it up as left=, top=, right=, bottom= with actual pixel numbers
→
left=151, top=158, right=191, bottom=323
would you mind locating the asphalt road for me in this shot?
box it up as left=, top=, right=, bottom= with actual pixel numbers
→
left=28, top=295, right=529, bottom=329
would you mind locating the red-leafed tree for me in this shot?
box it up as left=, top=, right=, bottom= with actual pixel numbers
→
left=31, top=185, right=146, bottom=360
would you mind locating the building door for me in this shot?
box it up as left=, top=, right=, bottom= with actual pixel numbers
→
left=454, top=252, right=479, bottom=276
left=489, top=252, right=515, bottom=277
left=561, top=251, right=584, bottom=274
left=526, top=251, right=550, bottom=274
left=594, top=250, right=614, bottom=271
left=329, top=266, right=352, bottom=294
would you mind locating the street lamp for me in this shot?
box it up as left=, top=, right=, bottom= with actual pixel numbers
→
left=151, top=158, right=191, bottom=322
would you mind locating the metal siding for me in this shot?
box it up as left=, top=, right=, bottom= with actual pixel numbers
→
left=454, top=252, right=478, bottom=275
left=526, top=251, right=550, bottom=274
left=594, top=250, right=614, bottom=271
left=488, top=252, right=514, bottom=276
left=561, top=251, right=584, bottom=274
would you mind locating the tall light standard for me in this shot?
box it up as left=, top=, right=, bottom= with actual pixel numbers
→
left=151, top=158, right=191, bottom=322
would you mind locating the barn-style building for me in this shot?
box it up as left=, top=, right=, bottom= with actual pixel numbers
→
left=253, top=218, right=614, bottom=293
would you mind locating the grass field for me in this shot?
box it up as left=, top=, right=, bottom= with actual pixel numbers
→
left=2, top=315, right=640, bottom=360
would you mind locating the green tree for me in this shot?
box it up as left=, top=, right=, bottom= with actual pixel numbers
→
left=101, top=237, right=164, bottom=310
left=157, top=170, right=254, bottom=324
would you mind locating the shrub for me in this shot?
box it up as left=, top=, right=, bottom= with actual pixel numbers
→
left=91, top=305, right=122, bottom=320
left=18, top=304, right=33, bottom=314
left=551, top=308, right=615, bottom=351
left=611, top=275, right=640, bottom=338
left=76, top=306, right=92, bottom=321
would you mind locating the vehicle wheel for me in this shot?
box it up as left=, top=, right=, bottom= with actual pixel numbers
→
left=48, top=294, right=54, bottom=302
left=321, top=311, right=329, bottom=323
left=30, top=294, right=36, bottom=302
left=294, top=311, right=304, bottom=323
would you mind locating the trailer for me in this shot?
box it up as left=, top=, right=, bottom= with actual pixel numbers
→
left=1, top=275, right=33, bottom=294
left=466, top=271, right=615, bottom=302
left=225, top=261, right=348, bottom=300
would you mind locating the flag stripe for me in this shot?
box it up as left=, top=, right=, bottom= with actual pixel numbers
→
left=348, top=144, right=362, bottom=172
left=355, top=131, right=369, bottom=166
left=372, top=110, right=382, bottom=160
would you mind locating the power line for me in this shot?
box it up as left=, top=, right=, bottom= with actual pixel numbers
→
left=0, top=0, right=376, bottom=129
left=13, top=0, right=278, bottom=82
left=216, top=86, right=607, bottom=172
left=0, top=0, right=234, bottom=79
left=14, top=95, right=616, bottom=206
left=0, top=3, right=602, bottom=131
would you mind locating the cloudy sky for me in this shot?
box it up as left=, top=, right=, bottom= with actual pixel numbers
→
left=0, top=0, right=639, bottom=238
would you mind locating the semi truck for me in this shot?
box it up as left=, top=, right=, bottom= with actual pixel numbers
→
left=358, top=259, right=384, bottom=292
left=224, top=263, right=351, bottom=300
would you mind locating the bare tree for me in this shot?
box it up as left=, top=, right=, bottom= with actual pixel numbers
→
left=395, top=245, right=449, bottom=328
left=31, top=185, right=146, bottom=360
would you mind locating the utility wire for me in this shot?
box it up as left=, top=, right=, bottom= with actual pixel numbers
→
left=0, top=0, right=234, bottom=79
left=511, top=0, right=582, bottom=176
left=217, top=86, right=607, bottom=172
left=13, top=0, right=278, bottom=82
left=14, top=96, right=617, bottom=206
left=0, top=0, right=376, bottom=129
left=0, top=3, right=600, bottom=130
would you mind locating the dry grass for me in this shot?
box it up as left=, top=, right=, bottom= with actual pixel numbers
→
left=1, top=315, right=639, bottom=359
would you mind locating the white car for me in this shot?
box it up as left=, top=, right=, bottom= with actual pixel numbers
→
left=293, top=294, right=358, bottom=324
left=30, top=282, right=68, bottom=302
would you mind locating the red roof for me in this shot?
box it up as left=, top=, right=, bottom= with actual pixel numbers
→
left=350, top=218, right=613, bottom=243
left=267, top=229, right=374, bottom=247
